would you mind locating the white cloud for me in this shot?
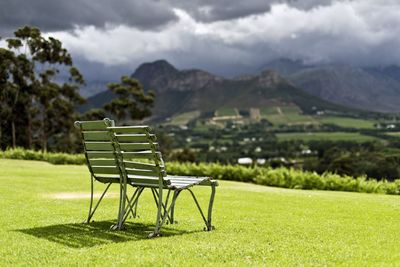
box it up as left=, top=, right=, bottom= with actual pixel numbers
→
left=47, top=0, right=400, bottom=75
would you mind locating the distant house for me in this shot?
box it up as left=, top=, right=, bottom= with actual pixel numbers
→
left=238, top=157, right=253, bottom=165
left=386, top=124, right=396, bottom=129
left=256, top=158, right=266, bottom=165
left=301, top=149, right=312, bottom=155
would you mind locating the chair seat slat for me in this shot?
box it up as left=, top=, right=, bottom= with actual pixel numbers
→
left=83, top=131, right=110, bottom=141
left=108, top=126, right=150, bottom=134
left=116, top=134, right=156, bottom=142
left=92, top=166, right=120, bottom=174
left=119, top=143, right=157, bottom=151
left=85, top=141, right=114, bottom=151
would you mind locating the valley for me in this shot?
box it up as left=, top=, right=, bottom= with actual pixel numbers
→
left=79, top=59, right=400, bottom=181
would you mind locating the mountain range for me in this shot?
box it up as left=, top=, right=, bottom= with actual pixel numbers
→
left=81, top=60, right=352, bottom=121
left=262, top=59, right=400, bottom=112
left=81, top=58, right=400, bottom=122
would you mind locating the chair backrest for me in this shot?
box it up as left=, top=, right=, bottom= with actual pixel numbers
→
left=74, top=118, right=121, bottom=182
left=107, top=125, right=168, bottom=187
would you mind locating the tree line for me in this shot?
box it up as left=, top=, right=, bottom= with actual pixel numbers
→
left=0, top=26, right=154, bottom=152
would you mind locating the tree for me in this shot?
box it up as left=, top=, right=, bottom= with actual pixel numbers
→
left=0, top=45, right=34, bottom=148
left=4, top=26, right=85, bottom=151
left=104, top=76, right=154, bottom=121
left=0, top=48, right=18, bottom=148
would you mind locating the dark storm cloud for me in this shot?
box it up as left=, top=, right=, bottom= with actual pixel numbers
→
left=166, top=0, right=336, bottom=22
left=2, top=0, right=398, bottom=78
left=0, top=0, right=177, bottom=36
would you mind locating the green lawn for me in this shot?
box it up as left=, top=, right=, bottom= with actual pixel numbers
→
left=261, top=105, right=316, bottom=125
left=215, top=107, right=238, bottom=117
left=167, top=111, right=201, bottom=126
left=276, top=132, right=379, bottom=142
left=1, top=159, right=399, bottom=265
left=317, top=116, right=376, bottom=129
left=386, top=132, right=400, bottom=137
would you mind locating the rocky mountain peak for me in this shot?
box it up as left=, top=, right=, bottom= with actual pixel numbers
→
left=131, top=60, right=223, bottom=92
left=131, top=59, right=178, bottom=89
left=257, top=70, right=287, bottom=87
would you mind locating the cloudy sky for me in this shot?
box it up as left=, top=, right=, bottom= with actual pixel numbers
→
left=1, top=0, right=400, bottom=79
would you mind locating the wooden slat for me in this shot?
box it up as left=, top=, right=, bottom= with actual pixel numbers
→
left=85, top=141, right=113, bottom=151
left=80, top=121, right=111, bottom=130
left=116, top=134, right=156, bottom=142
left=83, top=131, right=110, bottom=141
left=123, top=161, right=159, bottom=171
left=119, top=143, right=156, bottom=151
left=126, top=168, right=159, bottom=177
left=86, top=151, right=115, bottom=159
left=127, top=177, right=171, bottom=186
left=127, top=177, right=159, bottom=185
left=89, top=158, right=117, bottom=166
left=95, top=176, right=120, bottom=183
left=108, top=126, right=150, bottom=134
left=122, top=151, right=161, bottom=160
left=165, top=176, right=217, bottom=186
left=92, top=166, right=119, bottom=174
left=166, top=176, right=208, bottom=181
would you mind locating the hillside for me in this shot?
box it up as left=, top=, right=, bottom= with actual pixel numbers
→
left=81, top=60, right=355, bottom=122
left=262, top=59, right=400, bottom=113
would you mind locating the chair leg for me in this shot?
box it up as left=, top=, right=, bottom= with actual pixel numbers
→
left=149, top=188, right=163, bottom=238
left=86, top=174, right=94, bottom=223
left=133, top=187, right=144, bottom=218
left=111, top=176, right=128, bottom=230
left=170, top=190, right=181, bottom=224
left=85, top=178, right=112, bottom=224
left=206, top=184, right=216, bottom=231
left=122, top=187, right=144, bottom=224
left=133, top=196, right=139, bottom=218
left=150, top=188, right=173, bottom=224
left=187, top=185, right=216, bottom=231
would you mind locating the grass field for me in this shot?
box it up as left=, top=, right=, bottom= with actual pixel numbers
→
left=167, top=111, right=201, bottom=126
left=276, top=132, right=379, bottom=142
left=386, top=132, right=400, bottom=137
left=317, top=116, right=376, bottom=129
left=1, top=159, right=399, bottom=266
left=215, top=107, right=238, bottom=117
left=261, top=105, right=316, bottom=125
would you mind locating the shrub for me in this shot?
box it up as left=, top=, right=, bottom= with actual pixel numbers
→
left=2, top=148, right=400, bottom=195
left=1, top=148, right=85, bottom=165
left=166, top=161, right=400, bottom=195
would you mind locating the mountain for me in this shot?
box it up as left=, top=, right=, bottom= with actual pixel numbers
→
left=132, top=59, right=224, bottom=92
left=81, top=60, right=353, bottom=121
left=262, top=59, right=400, bottom=113
left=259, top=58, right=312, bottom=76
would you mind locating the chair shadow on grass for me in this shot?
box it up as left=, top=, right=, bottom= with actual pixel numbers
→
left=16, top=220, right=195, bottom=248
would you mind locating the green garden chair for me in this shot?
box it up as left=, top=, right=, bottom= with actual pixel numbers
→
left=75, top=118, right=218, bottom=237
left=107, top=124, right=218, bottom=237
left=74, top=118, right=129, bottom=227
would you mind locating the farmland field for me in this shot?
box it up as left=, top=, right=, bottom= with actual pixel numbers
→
left=167, top=110, right=201, bottom=125
left=317, top=116, right=376, bottom=129
left=386, top=132, right=400, bottom=137
left=1, top=159, right=399, bottom=266
left=276, top=132, right=379, bottom=142
left=261, top=105, right=315, bottom=125
left=215, top=107, right=239, bottom=117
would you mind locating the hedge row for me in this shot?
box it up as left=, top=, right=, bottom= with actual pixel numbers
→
left=166, top=162, right=400, bottom=195
left=2, top=148, right=400, bottom=195
left=1, top=148, right=86, bottom=165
